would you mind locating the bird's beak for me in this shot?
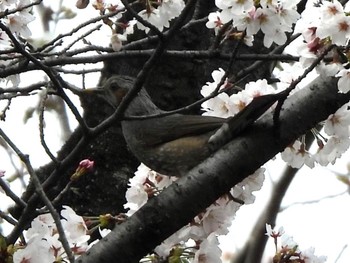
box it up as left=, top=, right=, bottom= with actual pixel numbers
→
left=82, top=87, right=118, bottom=109
left=82, top=87, right=105, bottom=95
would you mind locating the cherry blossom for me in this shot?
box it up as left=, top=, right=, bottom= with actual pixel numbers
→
left=281, top=140, right=315, bottom=169
left=215, top=0, right=254, bottom=15
left=123, top=171, right=149, bottom=216
left=265, top=224, right=284, bottom=239
left=61, top=206, right=90, bottom=245
left=301, top=247, right=327, bottom=263
left=0, top=0, right=17, bottom=11
left=206, top=11, right=227, bottom=33
left=200, top=68, right=227, bottom=98
left=315, top=136, right=350, bottom=166
left=200, top=68, right=235, bottom=117
left=13, top=238, right=56, bottom=263
left=193, top=233, right=222, bottom=263
left=336, top=69, right=350, bottom=93
left=266, top=224, right=326, bottom=262
left=7, top=0, right=35, bottom=38
left=316, top=11, right=350, bottom=46
left=136, top=0, right=184, bottom=33
left=324, top=103, right=350, bottom=137
left=231, top=7, right=261, bottom=37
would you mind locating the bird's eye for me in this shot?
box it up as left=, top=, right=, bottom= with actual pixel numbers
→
left=109, top=83, right=119, bottom=91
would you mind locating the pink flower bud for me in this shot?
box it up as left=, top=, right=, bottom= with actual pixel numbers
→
left=71, top=159, right=94, bottom=181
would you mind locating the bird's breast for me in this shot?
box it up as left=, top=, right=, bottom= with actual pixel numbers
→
left=122, top=121, right=215, bottom=176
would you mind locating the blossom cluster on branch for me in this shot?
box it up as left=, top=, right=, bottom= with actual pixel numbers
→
left=12, top=206, right=89, bottom=263
left=123, top=164, right=264, bottom=262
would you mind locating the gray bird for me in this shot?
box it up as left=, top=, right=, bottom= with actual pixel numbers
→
left=104, top=75, right=285, bottom=176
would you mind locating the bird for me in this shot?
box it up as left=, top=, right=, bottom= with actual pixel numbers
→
left=103, top=75, right=286, bottom=177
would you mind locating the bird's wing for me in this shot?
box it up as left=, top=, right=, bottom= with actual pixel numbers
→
left=128, top=114, right=226, bottom=146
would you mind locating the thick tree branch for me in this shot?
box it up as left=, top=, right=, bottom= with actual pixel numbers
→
left=77, top=76, right=350, bottom=263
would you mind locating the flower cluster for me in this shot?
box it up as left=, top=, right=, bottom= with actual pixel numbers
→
left=266, top=224, right=326, bottom=263
left=299, top=0, right=350, bottom=47
left=202, top=64, right=350, bottom=170
left=91, top=0, right=185, bottom=34
left=294, top=0, right=350, bottom=93
left=201, top=68, right=277, bottom=118
left=136, top=0, right=185, bottom=33
left=90, top=0, right=184, bottom=50
left=124, top=164, right=265, bottom=262
left=12, top=206, right=90, bottom=263
left=1, top=0, right=35, bottom=39
left=206, top=0, right=300, bottom=48
left=281, top=103, right=350, bottom=169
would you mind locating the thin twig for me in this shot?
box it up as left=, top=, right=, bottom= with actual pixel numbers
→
left=51, top=181, right=73, bottom=206
left=211, top=21, right=232, bottom=50
left=0, top=209, right=18, bottom=226
left=38, top=90, right=58, bottom=163
left=214, top=31, right=246, bottom=94
left=54, top=67, right=102, bottom=75
left=279, top=190, right=348, bottom=212
left=0, top=98, right=11, bottom=121
left=0, top=177, right=27, bottom=208
left=58, top=24, right=103, bottom=55
left=0, top=0, right=42, bottom=19
left=335, top=244, right=348, bottom=263
left=37, top=9, right=123, bottom=52
left=0, top=81, right=47, bottom=95
left=0, top=48, right=17, bottom=55
left=236, top=33, right=302, bottom=80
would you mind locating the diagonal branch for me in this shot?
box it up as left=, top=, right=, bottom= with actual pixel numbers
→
left=0, top=129, right=74, bottom=263
left=76, top=76, right=350, bottom=263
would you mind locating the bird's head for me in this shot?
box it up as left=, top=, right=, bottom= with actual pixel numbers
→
left=102, top=75, right=161, bottom=116
left=103, top=75, right=134, bottom=109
